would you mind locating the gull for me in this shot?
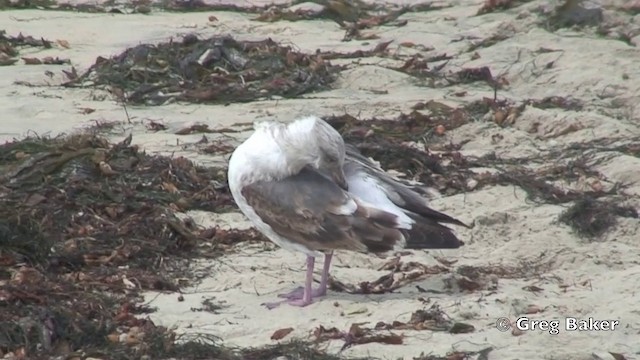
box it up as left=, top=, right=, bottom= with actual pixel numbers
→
left=227, top=116, right=469, bottom=308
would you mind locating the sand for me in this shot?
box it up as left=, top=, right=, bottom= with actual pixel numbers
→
left=2, top=1, right=640, bottom=359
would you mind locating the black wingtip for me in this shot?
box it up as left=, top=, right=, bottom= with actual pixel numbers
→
left=403, top=227, right=464, bottom=249
left=453, top=218, right=474, bottom=229
left=402, top=215, right=466, bottom=250
left=414, top=205, right=472, bottom=230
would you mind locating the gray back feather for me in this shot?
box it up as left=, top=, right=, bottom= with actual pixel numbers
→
left=241, top=166, right=405, bottom=254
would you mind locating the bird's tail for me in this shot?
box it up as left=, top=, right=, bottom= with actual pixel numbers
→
left=351, top=198, right=410, bottom=253
left=402, top=213, right=464, bottom=249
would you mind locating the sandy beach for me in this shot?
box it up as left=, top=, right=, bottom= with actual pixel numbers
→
left=2, top=1, right=640, bottom=359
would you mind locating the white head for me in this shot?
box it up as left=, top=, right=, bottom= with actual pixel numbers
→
left=277, top=116, right=348, bottom=188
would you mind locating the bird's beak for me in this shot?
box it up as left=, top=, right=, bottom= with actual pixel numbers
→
left=332, top=168, right=348, bottom=190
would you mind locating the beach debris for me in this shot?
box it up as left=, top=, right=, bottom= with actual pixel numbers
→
left=0, top=52, right=18, bottom=65
left=66, top=35, right=341, bottom=105
left=270, top=327, right=294, bottom=341
left=196, top=138, right=236, bottom=156
left=605, top=353, right=629, bottom=360
left=78, top=107, right=96, bottom=115
left=175, top=124, right=217, bottom=135
left=391, top=53, right=452, bottom=79
left=343, top=305, right=368, bottom=316
left=375, top=304, right=475, bottom=334
left=525, top=304, right=543, bottom=314
left=392, top=58, right=504, bottom=91
left=325, top=109, right=471, bottom=146
left=481, top=97, right=524, bottom=127
left=468, top=33, right=511, bottom=51
left=0, top=132, right=258, bottom=359
left=313, top=323, right=403, bottom=350
left=21, top=56, right=70, bottom=65
left=522, top=284, right=544, bottom=293
left=0, top=30, right=55, bottom=66
left=0, top=30, right=51, bottom=49
left=145, top=119, right=168, bottom=131
left=453, top=66, right=495, bottom=85
left=329, top=260, right=449, bottom=295
left=207, top=228, right=267, bottom=248
left=314, top=305, right=472, bottom=350
left=526, top=95, right=583, bottom=111
left=316, top=39, right=396, bottom=61
left=171, top=126, right=245, bottom=158
left=254, top=0, right=447, bottom=30
left=190, top=297, right=228, bottom=314
left=546, top=0, right=604, bottom=30
left=56, top=39, right=71, bottom=48
left=477, top=0, right=529, bottom=15
left=98, top=160, right=118, bottom=175
left=559, top=197, right=638, bottom=238
left=61, top=65, right=79, bottom=81
left=443, top=261, right=558, bottom=293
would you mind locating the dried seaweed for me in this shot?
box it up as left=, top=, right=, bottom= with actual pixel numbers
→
left=526, top=95, right=584, bottom=111
left=320, top=40, right=396, bottom=60
left=544, top=0, right=604, bottom=31
left=391, top=54, right=449, bottom=80
left=477, top=0, right=532, bottom=15
left=65, top=35, right=341, bottom=105
left=0, top=30, right=56, bottom=66
left=467, top=33, right=511, bottom=51
left=313, top=323, right=403, bottom=351
left=0, top=133, right=270, bottom=359
left=374, top=304, right=474, bottom=334
left=559, top=197, right=638, bottom=238
left=391, top=56, right=499, bottom=91
left=311, top=305, right=472, bottom=353
left=255, top=0, right=448, bottom=29
left=329, top=260, right=450, bottom=295
left=447, top=260, right=556, bottom=293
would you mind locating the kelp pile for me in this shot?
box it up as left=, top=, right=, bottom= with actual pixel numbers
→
left=65, top=35, right=341, bottom=105
left=0, top=133, right=278, bottom=359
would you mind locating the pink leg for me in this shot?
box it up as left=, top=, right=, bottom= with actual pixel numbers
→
left=317, top=252, right=333, bottom=296
left=278, top=252, right=333, bottom=299
left=286, top=255, right=315, bottom=307
left=262, top=253, right=333, bottom=309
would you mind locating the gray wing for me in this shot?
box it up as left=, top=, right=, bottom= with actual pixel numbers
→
left=345, top=144, right=434, bottom=197
left=345, top=144, right=384, bottom=171
left=241, top=166, right=406, bottom=254
left=345, top=144, right=470, bottom=229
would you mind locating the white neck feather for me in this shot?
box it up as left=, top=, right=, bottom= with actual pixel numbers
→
left=230, top=118, right=320, bottom=186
